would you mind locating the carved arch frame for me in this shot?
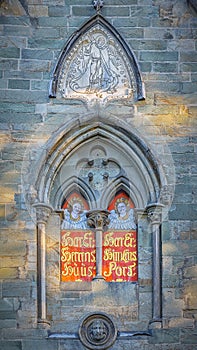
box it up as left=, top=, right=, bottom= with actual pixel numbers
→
left=25, top=114, right=173, bottom=331
left=49, top=13, right=145, bottom=102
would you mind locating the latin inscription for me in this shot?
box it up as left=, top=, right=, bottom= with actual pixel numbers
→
left=61, top=230, right=137, bottom=282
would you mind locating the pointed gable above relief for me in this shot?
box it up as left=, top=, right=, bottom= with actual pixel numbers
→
left=50, top=14, right=145, bottom=104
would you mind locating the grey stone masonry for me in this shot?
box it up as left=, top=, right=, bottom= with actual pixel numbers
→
left=0, top=1, right=197, bottom=350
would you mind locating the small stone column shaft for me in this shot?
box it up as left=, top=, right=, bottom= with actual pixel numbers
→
left=147, top=203, right=164, bottom=321
left=87, top=210, right=110, bottom=280
left=34, top=203, right=53, bottom=325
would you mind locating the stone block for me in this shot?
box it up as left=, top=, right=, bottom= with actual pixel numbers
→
left=4, top=25, right=31, bottom=37
left=0, top=299, right=13, bottom=311
left=169, top=204, right=197, bottom=221
left=22, top=340, right=58, bottom=350
left=0, top=310, right=17, bottom=319
left=145, top=81, right=180, bottom=93
left=180, top=51, right=197, bottom=62
left=138, top=291, right=152, bottom=320
left=0, top=90, right=48, bottom=103
left=0, top=341, right=22, bottom=350
left=0, top=36, right=26, bottom=49
left=140, top=61, right=152, bottom=72
left=0, top=112, right=42, bottom=124
left=28, top=37, right=64, bottom=49
left=38, top=16, right=67, bottom=27
left=8, top=79, right=30, bottom=90
left=0, top=241, right=26, bottom=257
left=118, top=27, right=144, bottom=39
left=2, top=281, right=31, bottom=298
left=182, top=82, right=197, bottom=94
left=21, top=49, right=53, bottom=60
left=181, top=62, right=197, bottom=72
left=71, top=5, right=96, bottom=17
left=0, top=161, right=14, bottom=173
left=48, top=5, right=70, bottom=17
left=129, top=39, right=167, bottom=51
left=1, top=257, right=24, bottom=268
left=140, top=51, right=178, bottom=62
left=19, top=59, right=51, bottom=72
left=184, top=281, right=197, bottom=309
left=103, top=0, right=137, bottom=4
left=4, top=70, right=41, bottom=80
left=28, top=5, right=48, bottom=17
left=113, top=18, right=137, bottom=27
left=180, top=329, right=197, bottom=344
left=31, top=80, right=49, bottom=91
left=0, top=268, right=18, bottom=279
left=138, top=17, right=152, bottom=27
left=0, top=319, right=16, bottom=328
left=149, top=328, right=180, bottom=344
left=33, top=27, right=60, bottom=39
left=0, top=17, right=30, bottom=26
left=153, top=62, right=178, bottom=72
left=0, top=47, right=20, bottom=59
left=2, top=143, right=28, bottom=161
left=0, top=59, right=18, bottom=70
left=145, top=27, right=175, bottom=40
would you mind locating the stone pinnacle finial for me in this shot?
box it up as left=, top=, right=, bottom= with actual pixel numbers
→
left=93, top=0, right=104, bottom=12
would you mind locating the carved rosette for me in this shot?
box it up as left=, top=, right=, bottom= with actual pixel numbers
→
left=33, top=203, right=53, bottom=224
left=79, top=312, right=117, bottom=350
left=87, top=210, right=110, bottom=230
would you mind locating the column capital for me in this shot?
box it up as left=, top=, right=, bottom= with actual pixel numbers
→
left=87, top=210, right=110, bottom=230
left=146, top=203, right=164, bottom=225
left=33, top=203, right=53, bottom=224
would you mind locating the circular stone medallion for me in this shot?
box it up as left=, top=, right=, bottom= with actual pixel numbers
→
left=79, top=312, right=117, bottom=350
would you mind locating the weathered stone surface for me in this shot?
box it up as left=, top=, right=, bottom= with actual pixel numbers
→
left=0, top=341, right=22, bottom=350
left=0, top=1, right=196, bottom=349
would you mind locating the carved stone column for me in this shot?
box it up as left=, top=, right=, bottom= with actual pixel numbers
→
left=87, top=210, right=110, bottom=280
left=146, top=203, right=164, bottom=322
left=34, top=203, right=53, bottom=325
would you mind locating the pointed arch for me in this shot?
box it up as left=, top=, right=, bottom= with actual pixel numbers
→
left=26, top=115, right=168, bottom=212
left=49, top=13, right=145, bottom=103
left=52, top=176, right=97, bottom=210
left=100, top=175, right=144, bottom=209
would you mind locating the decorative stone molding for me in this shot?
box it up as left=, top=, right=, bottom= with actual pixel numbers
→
left=79, top=312, right=117, bottom=350
left=34, top=203, right=53, bottom=224
left=93, top=0, right=104, bottom=12
left=87, top=209, right=110, bottom=230
left=147, top=204, right=163, bottom=225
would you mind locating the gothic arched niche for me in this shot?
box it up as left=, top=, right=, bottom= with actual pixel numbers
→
left=39, top=121, right=163, bottom=211
left=49, top=13, right=145, bottom=104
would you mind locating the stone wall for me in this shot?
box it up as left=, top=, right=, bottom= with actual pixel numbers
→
left=0, top=1, right=197, bottom=349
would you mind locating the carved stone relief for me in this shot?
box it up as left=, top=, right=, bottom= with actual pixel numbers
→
left=77, top=156, right=121, bottom=192
left=78, top=312, right=117, bottom=350
left=50, top=13, right=145, bottom=103
left=58, top=26, right=137, bottom=103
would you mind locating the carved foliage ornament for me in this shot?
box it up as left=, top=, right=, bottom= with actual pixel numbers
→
left=93, top=0, right=104, bottom=11
left=50, top=15, right=145, bottom=103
